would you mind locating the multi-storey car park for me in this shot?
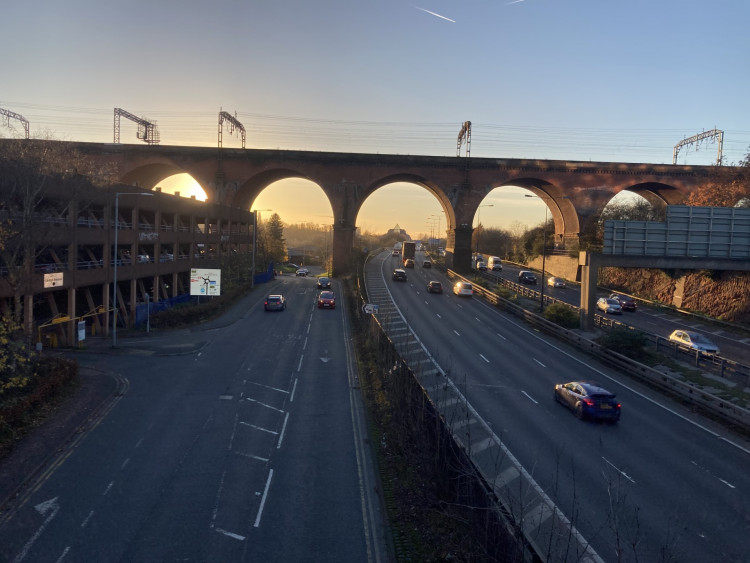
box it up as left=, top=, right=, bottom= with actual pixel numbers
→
left=0, top=181, right=254, bottom=347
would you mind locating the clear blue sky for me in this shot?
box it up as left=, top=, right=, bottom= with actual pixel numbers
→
left=3, top=0, right=749, bottom=236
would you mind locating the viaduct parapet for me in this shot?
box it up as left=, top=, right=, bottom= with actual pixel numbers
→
left=3, top=140, right=718, bottom=274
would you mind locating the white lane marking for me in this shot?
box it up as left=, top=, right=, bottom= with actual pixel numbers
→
left=303, top=336, right=308, bottom=350
left=135, top=438, right=144, bottom=449
left=211, top=470, right=228, bottom=529
left=56, top=547, right=70, bottom=561
left=215, top=528, right=246, bottom=541
left=80, top=510, right=94, bottom=528
left=425, top=300, right=429, bottom=305
left=235, top=451, right=269, bottom=462
left=290, top=378, right=298, bottom=402
left=436, top=313, right=442, bottom=319
left=103, top=482, right=114, bottom=496
left=602, top=457, right=636, bottom=484
left=121, top=458, right=130, bottom=470
left=277, top=412, right=290, bottom=449
left=475, top=317, right=481, bottom=323
left=534, top=358, right=546, bottom=368
left=718, top=478, right=736, bottom=489
left=453, top=330, right=461, bottom=336
left=15, top=498, right=60, bottom=563
left=496, top=332, right=507, bottom=340
left=297, top=355, right=303, bottom=372
left=521, top=390, right=538, bottom=404
left=245, top=397, right=285, bottom=413
left=480, top=354, right=490, bottom=364
left=248, top=382, right=289, bottom=394
left=254, top=469, right=274, bottom=528
left=239, top=422, right=278, bottom=435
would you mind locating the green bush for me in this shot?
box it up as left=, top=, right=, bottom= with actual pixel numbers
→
left=542, top=303, right=580, bottom=329
left=596, top=326, right=648, bottom=360
left=0, top=355, right=79, bottom=454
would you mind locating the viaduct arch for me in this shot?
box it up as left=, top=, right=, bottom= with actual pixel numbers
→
left=11, top=140, right=718, bottom=274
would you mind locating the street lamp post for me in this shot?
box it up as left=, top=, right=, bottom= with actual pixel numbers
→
left=525, top=194, right=568, bottom=313
left=112, top=191, right=154, bottom=347
left=475, top=204, right=494, bottom=256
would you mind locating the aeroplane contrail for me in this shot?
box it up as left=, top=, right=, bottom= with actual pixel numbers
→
left=506, top=0, right=526, bottom=5
left=414, top=6, right=456, bottom=23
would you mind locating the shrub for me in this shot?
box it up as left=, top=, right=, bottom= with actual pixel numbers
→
left=596, top=326, right=649, bottom=360
left=543, top=303, right=580, bottom=329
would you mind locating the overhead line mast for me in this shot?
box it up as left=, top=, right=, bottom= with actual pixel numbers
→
left=673, top=128, right=723, bottom=165
left=0, top=107, right=30, bottom=139
left=113, top=108, right=160, bottom=145
left=218, top=110, right=246, bottom=149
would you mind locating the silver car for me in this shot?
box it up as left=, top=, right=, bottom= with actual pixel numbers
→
left=668, top=330, right=720, bottom=355
left=597, top=297, right=622, bottom=314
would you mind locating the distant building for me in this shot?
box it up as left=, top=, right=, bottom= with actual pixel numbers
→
left=387, top=224, right=410, bottom=240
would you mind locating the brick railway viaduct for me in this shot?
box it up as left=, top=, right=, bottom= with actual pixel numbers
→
left=24, top=140, right=718, bottom=274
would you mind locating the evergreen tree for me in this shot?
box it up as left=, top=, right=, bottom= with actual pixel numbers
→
left=266, top=213, right=287, bottom=265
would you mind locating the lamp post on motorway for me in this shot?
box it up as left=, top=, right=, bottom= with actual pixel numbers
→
left=525, top=194, right=568, bottom=313
left=112, top=191, right=154, bottom=347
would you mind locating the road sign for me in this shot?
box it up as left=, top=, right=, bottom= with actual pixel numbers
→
left=190, top=268, right=222, bottom=296
left=44, top=272, right=64, bottom=288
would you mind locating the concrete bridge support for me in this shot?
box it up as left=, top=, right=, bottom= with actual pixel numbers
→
left=332, top=223, right=356, bottom=277
left=445, top=226, right=474, bottom=274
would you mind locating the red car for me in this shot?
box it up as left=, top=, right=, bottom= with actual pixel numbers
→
left=317, top=291, right=336, bottom=309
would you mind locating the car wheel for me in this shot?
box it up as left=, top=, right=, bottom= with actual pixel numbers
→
left=574, top=403, right=585, bottom=419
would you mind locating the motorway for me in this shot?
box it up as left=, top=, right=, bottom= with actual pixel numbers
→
left=478, top=260, right=750, bottom=366
left=0, top=275, right=387, bottom=562
left=371, top=250, right=750, bottom=562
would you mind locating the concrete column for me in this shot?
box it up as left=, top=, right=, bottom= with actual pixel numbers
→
left=67, top=287, right=76, bottom=347
left=579, top=251, right=600, bottom=331
left=332, top=224, right=355, bottom=277
left=446, top=225, right=473, bottom=274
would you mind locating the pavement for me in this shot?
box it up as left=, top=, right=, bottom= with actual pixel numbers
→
left=71, top=289, right=264, bottom=357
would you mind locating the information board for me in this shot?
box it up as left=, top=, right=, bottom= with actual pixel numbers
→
left=190, top=268, right=222, bottom=296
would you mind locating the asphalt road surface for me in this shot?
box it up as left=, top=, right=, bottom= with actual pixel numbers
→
left=376, top=250, right=750, bottom=562
left=0, top=275, right=388, bottom=562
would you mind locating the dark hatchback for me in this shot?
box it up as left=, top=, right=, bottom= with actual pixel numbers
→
left=554, top=381, right=621, bottom=422
left=392, top=268, right=408, bottom=281
left=610, top=293, right=637, bottom=311
left=518, top=271, right=538, bottom=285
left=427, top=281, right=443, bottom=294
left=264, top=294, right=286, bottom=311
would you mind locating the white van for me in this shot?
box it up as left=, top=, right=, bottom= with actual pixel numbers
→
left=488, top=256, right=502, bottom=271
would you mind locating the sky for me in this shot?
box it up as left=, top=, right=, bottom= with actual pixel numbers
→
left=3, top=0, right=749, bottom=237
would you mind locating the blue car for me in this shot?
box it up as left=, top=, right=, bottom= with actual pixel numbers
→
left=554, top=381, right=621, bottom=422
